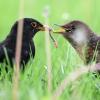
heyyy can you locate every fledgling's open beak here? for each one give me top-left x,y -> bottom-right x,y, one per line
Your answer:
53,24 -> 66,33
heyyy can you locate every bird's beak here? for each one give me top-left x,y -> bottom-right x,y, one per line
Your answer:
53,24 -> 66,34
38,26 -> 45,31
38,25 -> 52,31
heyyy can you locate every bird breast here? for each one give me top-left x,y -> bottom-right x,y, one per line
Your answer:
71,28 -> 88,45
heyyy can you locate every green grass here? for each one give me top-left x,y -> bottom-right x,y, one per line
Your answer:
0,0 -> 100,100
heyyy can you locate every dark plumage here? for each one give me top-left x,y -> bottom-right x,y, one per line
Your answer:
0,18 -> 46,69
53,20 -> 100,65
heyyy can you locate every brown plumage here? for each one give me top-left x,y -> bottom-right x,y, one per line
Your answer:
54,20 -> 100,65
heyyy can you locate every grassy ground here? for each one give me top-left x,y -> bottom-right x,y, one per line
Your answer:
0,0 -> 100,100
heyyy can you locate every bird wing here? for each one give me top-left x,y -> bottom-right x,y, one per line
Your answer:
0,45 -> 14,64
30,41 -> 35,58
0,46 -> 5,62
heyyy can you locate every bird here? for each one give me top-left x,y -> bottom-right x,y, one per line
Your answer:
53,20 -> 100,65
0,18 -> 47,70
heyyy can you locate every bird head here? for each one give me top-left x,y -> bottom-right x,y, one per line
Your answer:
53,20 -> 93,45
24,18 -> 46,32
11,18 -> 51,39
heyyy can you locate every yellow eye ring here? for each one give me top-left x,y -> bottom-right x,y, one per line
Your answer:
31,22 -> 37,28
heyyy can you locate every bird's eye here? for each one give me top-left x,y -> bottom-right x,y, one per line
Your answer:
31,22 -> 37,28
66,29 -> 72,32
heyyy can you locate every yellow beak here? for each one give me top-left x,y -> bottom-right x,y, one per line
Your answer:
38,26 -> 46,31
38,25 -> 52,32
53,24 -> 66,33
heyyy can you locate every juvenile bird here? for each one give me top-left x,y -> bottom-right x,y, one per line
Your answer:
54,20 -> 100,65
0,18 -> 47,69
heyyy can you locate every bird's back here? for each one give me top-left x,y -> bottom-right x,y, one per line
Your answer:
85,35 -> 100,64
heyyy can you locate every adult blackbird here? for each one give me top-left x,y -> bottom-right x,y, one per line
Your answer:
53,20 -> 100,65
0,18 -> 47,69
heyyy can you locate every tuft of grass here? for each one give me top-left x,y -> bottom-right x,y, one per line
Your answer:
0,0 -> 100,100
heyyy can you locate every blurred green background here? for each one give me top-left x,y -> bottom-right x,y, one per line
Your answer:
0,0 -> 100,40
0,0 -> 100,100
